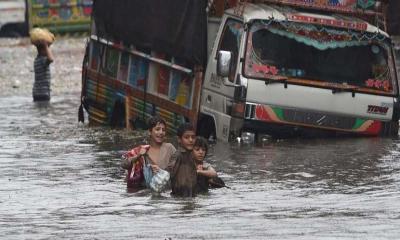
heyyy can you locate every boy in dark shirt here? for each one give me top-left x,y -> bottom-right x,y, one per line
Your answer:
167,123 -> 197,197
192,136 -> 217,193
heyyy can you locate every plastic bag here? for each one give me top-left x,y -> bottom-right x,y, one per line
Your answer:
143,164 -> 170,193
142,154 -> 170,193
143,162 -> 153,188
150,169 -> 170,193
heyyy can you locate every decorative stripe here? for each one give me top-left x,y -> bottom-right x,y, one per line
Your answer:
252,103 -> 383,134
86,71 -> 188,133
91,35 -> 193,75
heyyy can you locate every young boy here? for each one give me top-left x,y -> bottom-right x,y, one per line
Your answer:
192,136 -> 217,193
167,123 -> 197,197
33,40 -> 54,101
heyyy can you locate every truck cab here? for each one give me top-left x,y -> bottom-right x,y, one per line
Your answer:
199,3 -> 399,141
81,0 -> 399,142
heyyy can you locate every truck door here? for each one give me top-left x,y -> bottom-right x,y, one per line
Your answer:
201,16 -> 244,141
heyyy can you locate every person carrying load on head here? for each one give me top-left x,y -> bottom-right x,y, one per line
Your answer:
30,28 -> 55,102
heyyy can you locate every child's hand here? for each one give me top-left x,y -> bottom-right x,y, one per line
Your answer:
197,169 -> 204,175
196,164 -> 203,171
139,147 -> 147,156
150,164 -> 160,173
128,157 -> 136,164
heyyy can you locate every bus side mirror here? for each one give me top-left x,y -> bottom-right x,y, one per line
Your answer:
217,50 -> 232,78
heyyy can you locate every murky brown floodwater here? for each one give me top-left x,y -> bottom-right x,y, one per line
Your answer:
1,37 -> 400,239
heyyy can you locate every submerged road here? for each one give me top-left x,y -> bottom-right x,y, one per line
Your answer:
1,37 -> 400,239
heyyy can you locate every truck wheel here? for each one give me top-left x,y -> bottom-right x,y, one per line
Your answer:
0,23 -> 23,37
380,120 -> 399,137
109,98 -> 126,128
197,116 -> 216,141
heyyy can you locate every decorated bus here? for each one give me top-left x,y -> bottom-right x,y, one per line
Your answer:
26,0 -> 92,34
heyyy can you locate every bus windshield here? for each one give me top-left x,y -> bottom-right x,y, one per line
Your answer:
244,21 -> 396,94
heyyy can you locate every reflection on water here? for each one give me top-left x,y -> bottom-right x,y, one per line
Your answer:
1,38 -> 400,239
217,138 -> 399,192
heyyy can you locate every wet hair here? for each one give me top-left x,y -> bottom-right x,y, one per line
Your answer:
147,116 -> 166,130
176,122 -> 195,137
194,136 -> 208,153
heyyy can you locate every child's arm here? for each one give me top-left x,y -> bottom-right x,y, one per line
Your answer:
121,146 -> 147,169
43,44 -> 54,63
166,151 -> 179,174
197,163 -> 217,178
121,155 -> 140,169
38,40 -> 54,63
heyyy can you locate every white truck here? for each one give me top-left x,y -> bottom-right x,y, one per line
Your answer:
81,0 -> 400,142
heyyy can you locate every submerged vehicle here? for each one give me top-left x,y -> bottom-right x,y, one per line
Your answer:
0,0 -> 92,36
26,0 -> 92,34
80,0 -> 400,141
0,0 -> 25,36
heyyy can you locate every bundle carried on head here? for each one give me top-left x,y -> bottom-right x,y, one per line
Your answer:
29,28 -> 55,46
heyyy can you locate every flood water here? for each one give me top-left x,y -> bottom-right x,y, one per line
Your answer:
1,37 -> 400,239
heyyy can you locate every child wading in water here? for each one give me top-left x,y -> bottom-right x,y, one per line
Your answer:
121,116 -> 176,189
167,123 -> 197,197
192,137 -> 217,193
30,28 -> 54,101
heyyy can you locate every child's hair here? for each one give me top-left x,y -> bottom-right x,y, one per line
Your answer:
194,136 -> 208,153
176,122 -> 195,137
147,116 -> 166,130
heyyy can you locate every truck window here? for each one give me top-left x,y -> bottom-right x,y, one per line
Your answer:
244,21 -> 396,94
218,18 -> 243,82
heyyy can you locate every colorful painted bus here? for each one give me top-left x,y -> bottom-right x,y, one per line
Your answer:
26,0 -> 92,34
0,0 -> 92,36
